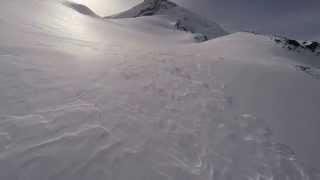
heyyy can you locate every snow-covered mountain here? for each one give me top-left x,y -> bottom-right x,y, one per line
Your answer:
107,0 -> 179,18
106,0 -> 228,42
0,0 -> 320,179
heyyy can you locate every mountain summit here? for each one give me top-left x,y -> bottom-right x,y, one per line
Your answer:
108,0 -> 178,18
106,0 -> 228,41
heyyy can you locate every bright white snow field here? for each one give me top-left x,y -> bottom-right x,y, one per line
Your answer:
0,0 -> 319,179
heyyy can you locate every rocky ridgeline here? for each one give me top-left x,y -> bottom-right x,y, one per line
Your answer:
63,1 -> 99,17
107,0 -> 227,42
133,0 -> 177,17
274,36 -> 320,56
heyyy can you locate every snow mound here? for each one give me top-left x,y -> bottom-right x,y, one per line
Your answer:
107,0 -> 228,41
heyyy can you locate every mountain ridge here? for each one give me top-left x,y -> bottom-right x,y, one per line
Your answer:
105,0 -> 228,41
105,0 -> 179,18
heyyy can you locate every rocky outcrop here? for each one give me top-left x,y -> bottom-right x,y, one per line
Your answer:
63,1 -> 99,18
106,0 -> 178,19
133,0 -> 177,17
274,36 -> 320,56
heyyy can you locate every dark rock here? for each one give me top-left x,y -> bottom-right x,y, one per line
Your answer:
274,36 -> 319,56
295,65 -> 311,72
174,20 -> 188,32
306,42 -> 319,52
135,0 -> 177,17
286,39 -> 301,47
274,39 -> 282,44
193,33 -> 208,42
63,2 -> 99,17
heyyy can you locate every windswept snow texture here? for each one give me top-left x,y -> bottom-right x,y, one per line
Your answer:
0,0 -> 320,180
107,0 -> 228,41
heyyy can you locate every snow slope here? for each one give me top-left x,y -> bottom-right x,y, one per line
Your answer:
0,0 -> 320,179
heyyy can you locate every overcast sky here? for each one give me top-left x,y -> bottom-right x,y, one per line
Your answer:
85,0 -> 320,40
177,0 -> 320,40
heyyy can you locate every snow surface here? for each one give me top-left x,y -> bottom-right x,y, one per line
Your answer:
0,0 -> 320,179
